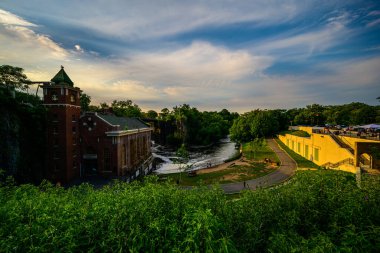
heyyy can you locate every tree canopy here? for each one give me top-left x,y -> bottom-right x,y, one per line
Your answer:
0,65 -> 30,90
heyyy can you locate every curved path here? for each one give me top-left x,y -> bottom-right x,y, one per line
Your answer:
220,138 -> 297,193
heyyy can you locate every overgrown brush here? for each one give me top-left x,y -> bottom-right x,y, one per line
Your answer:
1,171 -> 379,252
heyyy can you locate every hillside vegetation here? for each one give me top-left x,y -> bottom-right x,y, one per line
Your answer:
1,171 -> 379,252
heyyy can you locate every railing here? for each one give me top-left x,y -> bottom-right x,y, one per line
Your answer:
322,158 -> 354,169
328,132 -> 354,155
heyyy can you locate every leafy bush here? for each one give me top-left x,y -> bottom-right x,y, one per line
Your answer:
1,171 -> 379,252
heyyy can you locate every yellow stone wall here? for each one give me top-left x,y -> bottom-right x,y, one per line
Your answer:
278,127 -> 356,173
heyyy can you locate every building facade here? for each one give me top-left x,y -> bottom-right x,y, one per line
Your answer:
42,67 -> 153,183
278,126 -> 380,173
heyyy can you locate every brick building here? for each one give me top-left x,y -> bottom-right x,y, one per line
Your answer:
42,67 -> 153,183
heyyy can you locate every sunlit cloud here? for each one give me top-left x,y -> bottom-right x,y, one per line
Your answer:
0,0 -> 379,112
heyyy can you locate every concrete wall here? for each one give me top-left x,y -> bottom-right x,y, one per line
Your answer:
278,127 -> 356,173
279,126 -> 380,173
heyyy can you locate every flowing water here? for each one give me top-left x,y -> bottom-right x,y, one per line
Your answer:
153,137 -> 238,174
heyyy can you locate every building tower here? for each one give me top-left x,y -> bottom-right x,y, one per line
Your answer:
42,66 -> 81,183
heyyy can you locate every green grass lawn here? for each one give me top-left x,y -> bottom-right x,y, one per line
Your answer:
242,139 -> 280,163
275,138 -> 320,169
279,130 -> 311,137
160,139 -> 279,186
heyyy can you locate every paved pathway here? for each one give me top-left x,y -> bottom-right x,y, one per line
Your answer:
220,138 -> 297,194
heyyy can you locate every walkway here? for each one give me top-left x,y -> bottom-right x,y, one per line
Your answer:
220,138 -> 297,194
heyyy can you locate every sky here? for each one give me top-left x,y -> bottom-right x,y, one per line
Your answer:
0,0 -> 379,112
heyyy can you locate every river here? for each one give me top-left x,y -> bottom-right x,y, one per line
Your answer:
153,137 -> 238,174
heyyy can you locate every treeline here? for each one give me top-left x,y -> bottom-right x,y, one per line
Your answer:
154,104 -> 238,146
1,171 -> 379,252
230,103 -> 380,143
287,103 -> 379,126
83,96 -> 239,146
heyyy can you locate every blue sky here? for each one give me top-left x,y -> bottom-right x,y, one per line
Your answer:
0,0 -> 379,112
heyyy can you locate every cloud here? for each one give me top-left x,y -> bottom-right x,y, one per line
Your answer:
367,18 -> 380,27
0,8 -> 68,59
253,11 -> 352,57
0,9 -> 36,26
368,10 -> 380,16
74,44 -> 84,53
128,41 -> 272,86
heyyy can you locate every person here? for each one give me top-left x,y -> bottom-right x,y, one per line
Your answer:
243,181 -> 246,188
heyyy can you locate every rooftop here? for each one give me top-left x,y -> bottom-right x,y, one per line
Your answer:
51,66 -> 74,86
97,113 -> 149,130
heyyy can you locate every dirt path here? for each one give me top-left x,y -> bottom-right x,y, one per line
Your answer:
196,159 -> 250,174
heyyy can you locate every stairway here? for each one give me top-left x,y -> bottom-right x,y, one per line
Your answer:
329,133 -> 354,155
322,158 -> 354,168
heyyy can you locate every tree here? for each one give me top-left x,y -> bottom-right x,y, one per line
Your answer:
111,100 -> 142,118
80,93 -> 91,112
250,137 -> 264,160
0,65 -> 30,91
173,144 -> 193,183
145,110 -> 158,119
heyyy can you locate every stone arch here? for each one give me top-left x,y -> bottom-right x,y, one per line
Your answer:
356,142 -> 380,170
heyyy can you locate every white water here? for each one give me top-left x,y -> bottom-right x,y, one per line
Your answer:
153,137 -> 237,174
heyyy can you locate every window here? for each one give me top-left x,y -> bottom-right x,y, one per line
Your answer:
51,92 -> 58,101
53,126 -> 58,134
70,95 -> 75,103
305,145 -> 309,159
314,148 -> 319,161
72,115 -> 76,122
286,139 -> 289,146
104,148 -> 111,171
292,141 -> 294,150
122,144 -> 127,166
297,142 -> 301,152
72,126 -> 76,134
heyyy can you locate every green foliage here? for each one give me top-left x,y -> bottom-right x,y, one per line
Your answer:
242,139 -> 280,162
0,65 -> 30,91
280,130 -> 311,137
0,89 -> 46,183
1,171 -> 379,252
160,104 -> 237,146
230,110 -> 287,142
111,100 -> 142,118
145,110 -> 158,119
290,103 -> 378,126
80,93 -> 91,111
275,138 -> 320,169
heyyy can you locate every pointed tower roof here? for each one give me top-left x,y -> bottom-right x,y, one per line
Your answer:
51,66 -> 74,86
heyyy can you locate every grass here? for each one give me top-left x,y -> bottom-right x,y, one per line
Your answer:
242,139 -> 280,163
279,130 -> 311,137
275,137 -> 320,169
160,139 -> 279,186
162,162 -> 276,186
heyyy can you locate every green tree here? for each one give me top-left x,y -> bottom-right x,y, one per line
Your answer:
145,110 -> 158,119
173,144 -> 193,183
111,100 -> 142,118
159,108 -> 170,120
250,137 -> 264,159
80,93 -> 91,111
0,65 -> 30,91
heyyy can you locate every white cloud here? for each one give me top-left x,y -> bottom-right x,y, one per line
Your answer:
74,44 -> 84,53
129,41 -> 272,86
253,12 -> 352,57
0,9 -> 36,26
